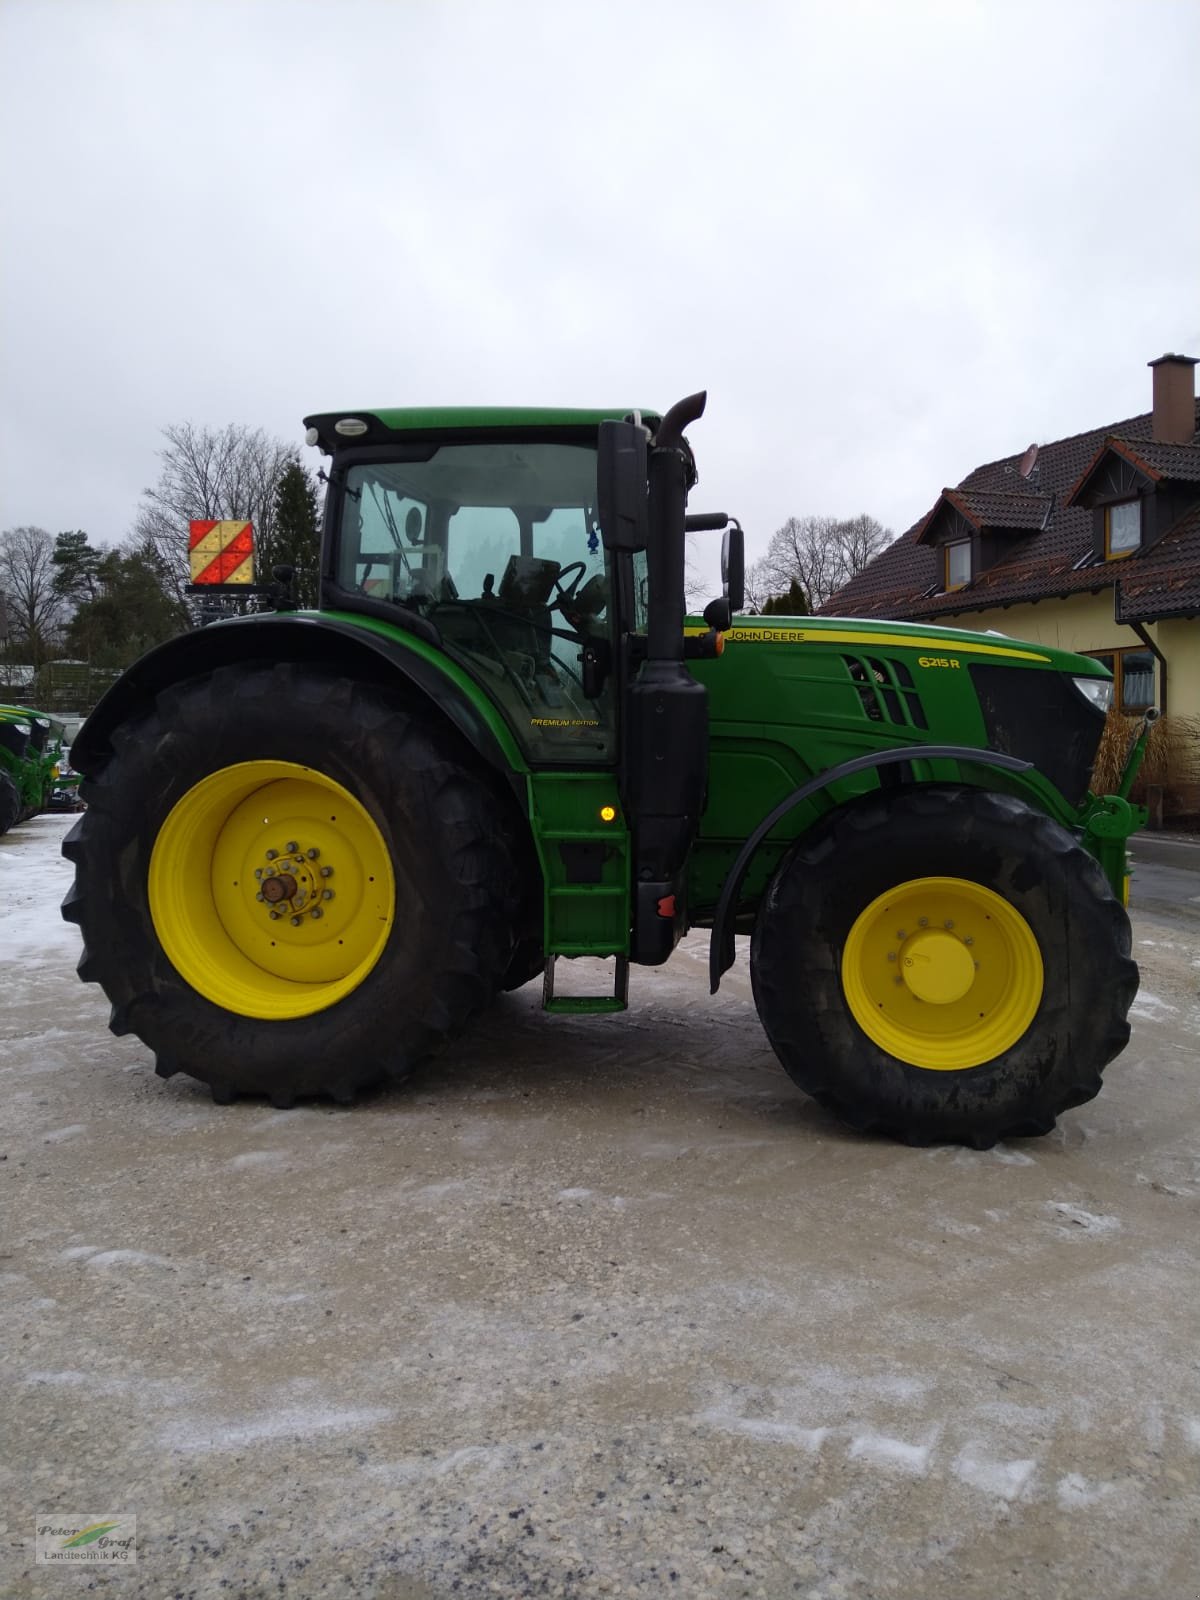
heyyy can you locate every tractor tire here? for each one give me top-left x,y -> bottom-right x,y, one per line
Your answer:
0,770 -> 20,835
500,937 -> 546,991
62,662 -> 522,1105
750,786 -> 1137,1148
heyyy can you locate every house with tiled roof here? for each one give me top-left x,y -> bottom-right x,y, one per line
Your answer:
821,352 -> 1200,814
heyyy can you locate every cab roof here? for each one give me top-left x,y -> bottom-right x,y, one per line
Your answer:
302,407 -> 660,455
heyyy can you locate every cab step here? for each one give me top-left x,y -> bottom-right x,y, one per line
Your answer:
542,954 -> 629,1015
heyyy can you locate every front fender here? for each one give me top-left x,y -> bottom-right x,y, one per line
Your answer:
708,744 -> 1033,992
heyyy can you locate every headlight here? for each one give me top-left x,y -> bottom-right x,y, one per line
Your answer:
1072,675 -> 1113,712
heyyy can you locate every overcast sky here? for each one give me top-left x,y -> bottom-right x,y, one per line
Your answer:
2,0 -> 1198,589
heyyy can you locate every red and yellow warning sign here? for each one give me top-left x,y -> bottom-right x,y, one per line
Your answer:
188,521 -> 255,585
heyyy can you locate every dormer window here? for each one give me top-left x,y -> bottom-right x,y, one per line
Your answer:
917,488 -> 1050,592
1105,500 -> 1141,558
944,540 -> 971,591
1062,436 -> 1200,562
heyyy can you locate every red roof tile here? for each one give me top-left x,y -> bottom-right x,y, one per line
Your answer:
1118,439 -> 1200,482
1115,504 -> 1200,620
821,398 -> 1200,622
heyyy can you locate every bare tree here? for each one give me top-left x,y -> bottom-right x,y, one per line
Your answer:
746,514 -> 893,612
0,525 -> 65,666
134,423 -> 298,615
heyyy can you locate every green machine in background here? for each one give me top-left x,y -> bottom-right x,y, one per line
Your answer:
0,707 -> 38,834
0,704 -> 65,833
62,394 -> 1148,1147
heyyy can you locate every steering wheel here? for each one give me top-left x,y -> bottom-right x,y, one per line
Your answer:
552,561 -> 589,607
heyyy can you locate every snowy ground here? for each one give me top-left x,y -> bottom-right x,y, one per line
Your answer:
2,814 -> 1199,1600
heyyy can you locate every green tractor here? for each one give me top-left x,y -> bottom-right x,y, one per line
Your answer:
0,704 -> 58,833
62,394 -> 1149,1146
21,708 -> 69,812
0,708 -> 35,834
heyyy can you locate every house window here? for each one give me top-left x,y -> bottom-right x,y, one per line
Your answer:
944,540 -> 971,591
1089,648 -> 1155,713
1105,500 -> 1141,558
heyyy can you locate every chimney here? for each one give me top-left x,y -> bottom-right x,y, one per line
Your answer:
1148,352 -> 1197,443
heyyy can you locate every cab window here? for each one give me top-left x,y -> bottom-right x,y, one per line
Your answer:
336,443 -> 614,762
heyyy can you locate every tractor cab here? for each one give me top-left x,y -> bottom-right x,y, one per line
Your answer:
307,396 -> 736,981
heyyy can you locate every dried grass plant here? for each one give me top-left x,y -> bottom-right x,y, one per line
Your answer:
1090,708 -> 1200,798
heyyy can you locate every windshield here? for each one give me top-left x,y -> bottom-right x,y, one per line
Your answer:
335,442 -> 615,762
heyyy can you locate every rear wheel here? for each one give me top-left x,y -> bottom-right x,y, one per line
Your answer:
750,786 -> 1137,1147
63,662 -> 521,1104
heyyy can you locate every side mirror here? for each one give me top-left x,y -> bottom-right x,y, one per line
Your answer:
596,420 -> 649,552
721,524 -> 745,612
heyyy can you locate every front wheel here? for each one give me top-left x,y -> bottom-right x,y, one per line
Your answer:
750,787 -> 1138,1147
63,663 -> 521,1104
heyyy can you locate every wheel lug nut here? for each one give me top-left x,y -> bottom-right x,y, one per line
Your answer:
918,917 -> 928,927
269,910 -> 280,921
290,915 -> 302,927
310,907 -> 322,920
886,951 -> 896,962
944,919 -> 954,930
286,841 -> 298,854
897,929 -> 906,940
265,849 -> 278,861
256,891 -> 265,902
320,866 -> 333,878
322,889 -> 334,901
254,867 -> 264,880
964,937 -> 974,946
306,848 -> 320,860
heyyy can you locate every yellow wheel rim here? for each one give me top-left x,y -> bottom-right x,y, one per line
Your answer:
148,760 -> 395,1020
841,876 -> 1043,1070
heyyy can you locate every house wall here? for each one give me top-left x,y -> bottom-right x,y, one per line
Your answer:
1156,618 -> 1200,714
930,591 -> 1200,721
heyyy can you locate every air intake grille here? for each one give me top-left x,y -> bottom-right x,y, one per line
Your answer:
842,655 -> 928,730
969,663 -> 1104,806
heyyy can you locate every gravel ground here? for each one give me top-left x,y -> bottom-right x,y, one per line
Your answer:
2,813 -> 1199,1600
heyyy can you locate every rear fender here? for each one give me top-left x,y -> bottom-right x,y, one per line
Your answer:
70,614 -> 529,803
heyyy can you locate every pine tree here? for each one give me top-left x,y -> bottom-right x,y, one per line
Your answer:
52,530 -> 104,607
760,578 -> 809,615
64,549 -> 189,666
263,459 -> 321,607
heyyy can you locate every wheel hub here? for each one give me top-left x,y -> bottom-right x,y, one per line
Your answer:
254,843 -> 334,924
900,929 -> 976,1004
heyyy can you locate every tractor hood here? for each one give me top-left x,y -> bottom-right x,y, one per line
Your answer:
687,612 -> 1114,815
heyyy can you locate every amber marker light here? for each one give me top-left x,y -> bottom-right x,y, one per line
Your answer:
599,806 -> 617,823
